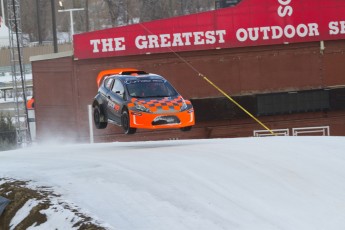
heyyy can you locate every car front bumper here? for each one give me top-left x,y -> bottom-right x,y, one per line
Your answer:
129,109 -> 195,129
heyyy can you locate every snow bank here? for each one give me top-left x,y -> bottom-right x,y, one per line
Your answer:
0,137 -> 345,229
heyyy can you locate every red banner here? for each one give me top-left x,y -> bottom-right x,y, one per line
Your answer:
74,0 -> 345,60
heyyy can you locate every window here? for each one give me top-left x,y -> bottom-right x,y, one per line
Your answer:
329,88 -> 345,110
126,80 -> 178,98
104,78 -> 114,89
191,95 -> 256,121
190,88 -> 337,122
257,90 -> 330,115
112,80 -> 125,99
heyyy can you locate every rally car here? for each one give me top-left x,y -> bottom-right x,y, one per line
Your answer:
92,69 -> 195,134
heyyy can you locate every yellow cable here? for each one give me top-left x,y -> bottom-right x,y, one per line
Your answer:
124,11 -> 276,136
200,74 -> 276,136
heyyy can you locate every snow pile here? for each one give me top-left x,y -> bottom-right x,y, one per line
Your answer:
0,178 -> 107,229
10,198 -> 40,229
0,136 -> 345,229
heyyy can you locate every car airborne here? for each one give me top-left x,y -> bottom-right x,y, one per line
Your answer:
92,69 -> 195,134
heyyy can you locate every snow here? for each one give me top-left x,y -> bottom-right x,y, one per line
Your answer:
10,199 -> 40,230
1,136 -> 345,229
0,97 -> 30,104
0,73 -> 32,84
26,199 -> 85,230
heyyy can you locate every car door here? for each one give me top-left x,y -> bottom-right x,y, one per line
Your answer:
99,78 -> 115,120
107,79 -> 126,123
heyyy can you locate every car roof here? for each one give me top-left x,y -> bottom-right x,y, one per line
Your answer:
111,73 -> 166,82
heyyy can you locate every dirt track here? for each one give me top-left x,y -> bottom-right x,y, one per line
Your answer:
0,178 -> 106,230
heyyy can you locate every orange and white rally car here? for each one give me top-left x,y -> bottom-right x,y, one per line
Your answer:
92,69 -> 195,134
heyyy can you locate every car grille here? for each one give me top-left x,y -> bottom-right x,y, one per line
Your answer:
152,116 -> 180,125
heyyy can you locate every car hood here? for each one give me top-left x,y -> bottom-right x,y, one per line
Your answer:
128,96 -> 186,113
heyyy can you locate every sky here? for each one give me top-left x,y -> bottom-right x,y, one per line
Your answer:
1,136 -> 345,229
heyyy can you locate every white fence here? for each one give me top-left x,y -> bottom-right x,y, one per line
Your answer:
292,126 -> 330,136
253,129 -> 289,137
254,126 -> 330,137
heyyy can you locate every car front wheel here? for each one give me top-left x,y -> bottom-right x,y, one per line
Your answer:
121,110 -> 137,134
94,105 -> 107,129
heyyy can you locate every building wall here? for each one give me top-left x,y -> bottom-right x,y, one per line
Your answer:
31,40 -> 345,142
32,55 -> 77,141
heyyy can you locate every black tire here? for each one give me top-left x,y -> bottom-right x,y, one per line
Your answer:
121,110 -> 136,134
180,126 -> 192,132
94,105 -> 107,129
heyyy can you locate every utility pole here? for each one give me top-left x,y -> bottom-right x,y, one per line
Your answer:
51,0 -> 58,53
1,0 -> 5,22
180,0 -> 184,15
85,0 -> 89,32
35,0 -> 42,44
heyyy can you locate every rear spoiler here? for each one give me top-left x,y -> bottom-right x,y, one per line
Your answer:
96,68 -> 138,87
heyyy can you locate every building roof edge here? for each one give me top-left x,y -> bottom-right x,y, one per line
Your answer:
30,50 -> 73,62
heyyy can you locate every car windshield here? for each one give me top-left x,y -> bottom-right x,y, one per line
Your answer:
126,79 -> 178,98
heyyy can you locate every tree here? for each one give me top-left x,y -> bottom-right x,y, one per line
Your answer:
0,112 -> 16,151
16,0 -> 215,44
104,0 -> 127,26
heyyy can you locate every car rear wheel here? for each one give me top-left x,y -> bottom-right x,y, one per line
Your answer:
94,105 -> 107,129
180,126 -> 192,132
121,110 -> 137,134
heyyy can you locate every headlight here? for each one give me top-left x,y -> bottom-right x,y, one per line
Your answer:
135,103 -> 151,113
180,101 -> 188,112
